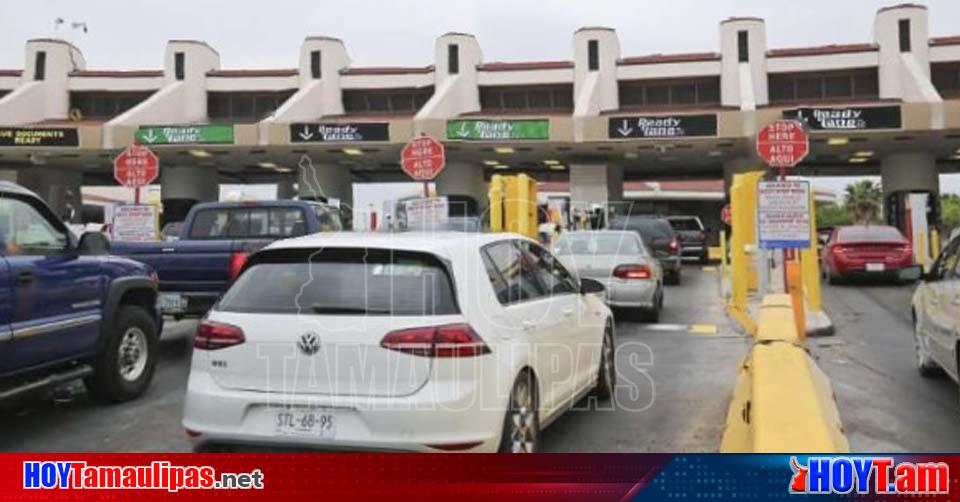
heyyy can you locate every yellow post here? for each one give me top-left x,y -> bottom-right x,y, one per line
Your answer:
741,172 -> 765,291
730,179 -> 748,312
917,231 -> 928,271
786,259 -> 806,340
931,228 -> 941,261
801,188 -> 822,312
720,229 -> 729,276
488,175 -> 504,233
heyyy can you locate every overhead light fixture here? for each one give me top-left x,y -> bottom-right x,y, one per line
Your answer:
549,164 -> 566,171
828,138 -> 850,146
543,159 -> 561,165
342,148 -> 363,156
188,149 -> 212,158
708,151 -> 723,157
849,157 -> 869,164
623,152 -> 639,160
483,160 -> 499,166
494,147 -> 515,154
274,167 -> 293,173
258,162 -> 278,169
493,164 -> 510,170
853,151 -> 874,158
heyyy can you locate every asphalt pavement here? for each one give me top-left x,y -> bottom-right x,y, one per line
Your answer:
1,265 -> 747,453
812,279 -> 960,452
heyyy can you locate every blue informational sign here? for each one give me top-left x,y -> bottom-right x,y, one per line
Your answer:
757,180 -> 812,250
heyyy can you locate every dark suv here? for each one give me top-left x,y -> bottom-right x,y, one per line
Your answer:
609,216 -> 683,284
0,182 -> 162,404
665,216 -> 709,263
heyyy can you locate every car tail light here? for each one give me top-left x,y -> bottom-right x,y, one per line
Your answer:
229,252 -> 249,281
613,264 -> 652,280
668,239 -> 680,253
898,244 -> 913,255
380,324 -> 491,358
194,320 -> 246,350
148,270 -> 160,284
831,245 -> 847,255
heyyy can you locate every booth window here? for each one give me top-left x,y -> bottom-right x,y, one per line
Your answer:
480,85 -> 574,113
768,68 -> 879,104
207,90 -> 297,122
34,51 -> 46,81
70,91 -> 154,119
448,44 -> 459,75
737,31 -> 749,63
617,77 -> 720,109
588,40 -> 599,71
932,62 -> 960,98
310,50 -> 321,79
174,52 -> 185,80
899,19 -> 912,52
342,87 -> 433,115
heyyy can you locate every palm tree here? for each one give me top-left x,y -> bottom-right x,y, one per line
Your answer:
844,180 -> 883,224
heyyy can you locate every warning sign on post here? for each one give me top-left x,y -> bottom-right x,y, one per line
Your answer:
112,204 -> 159,242
757,180 -> 812,250
404,197 -> 449,230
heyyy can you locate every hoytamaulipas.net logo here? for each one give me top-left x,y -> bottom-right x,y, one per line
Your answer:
23,461 -> 264,492
789,456 -> 948,495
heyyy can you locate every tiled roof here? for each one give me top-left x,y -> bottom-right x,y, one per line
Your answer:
341,66 -> 434,76
478,61 -> 573,71
70,70 -> 163,77
619,52 -> 721,66
207,69 -> 298,77
767,44 -> 877,58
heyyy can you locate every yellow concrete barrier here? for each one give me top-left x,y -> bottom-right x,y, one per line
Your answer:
720,294 -> 849,453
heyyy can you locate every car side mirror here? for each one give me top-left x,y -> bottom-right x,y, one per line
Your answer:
897,265 -> 924,283
78,231 -> 111,255
580,277 -> 605,295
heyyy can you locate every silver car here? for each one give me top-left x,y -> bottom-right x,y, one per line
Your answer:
554,230 -> 664,321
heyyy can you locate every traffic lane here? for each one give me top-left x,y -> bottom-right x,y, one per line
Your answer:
813,280 -> 960,452
0,321 -> 195,453
542,265 -> 748,452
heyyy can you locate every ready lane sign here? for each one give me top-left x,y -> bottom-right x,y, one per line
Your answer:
136,125 -> 234,145
290,123 -> 389,142
114,144 -> 159,188
757,120 -> 809,170
401,135 -> 445,181
757,180 -> 812,250
608,114 -> 717,139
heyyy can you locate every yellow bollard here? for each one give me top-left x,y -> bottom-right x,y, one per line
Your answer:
800,189 -> 822,312
931,228 -> 941,261
720,229 -> 729,275
917,231 -> 928,272
786,259 -> 806,340
488,175 -> 504,233
730,182 -> 748,313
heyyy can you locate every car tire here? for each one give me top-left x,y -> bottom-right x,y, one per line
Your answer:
498,371 -> 540,453
85,306 -> 159,404
592,324 -> 617,400
914,317 -> 940,378
642,290 -> 662,323
665,270 -> 681,286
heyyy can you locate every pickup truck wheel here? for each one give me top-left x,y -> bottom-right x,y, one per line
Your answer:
85,306 -> 159,403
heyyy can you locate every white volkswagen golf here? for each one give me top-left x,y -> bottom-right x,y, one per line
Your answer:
182,232 -> 615,453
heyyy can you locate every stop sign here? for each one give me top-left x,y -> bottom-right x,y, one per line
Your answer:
114,144 -> 159,188
756,120 -> 809,170
401,135 -> 445,181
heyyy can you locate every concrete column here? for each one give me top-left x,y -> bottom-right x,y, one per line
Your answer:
720,17 -> 768,109
0,39 -> 86,124
297,161 -> 352,207
435,162 -> 486,215
12,167 -> 83,223
880,152 -> 939,197
160,165 -> 218,225
875,4 -> 930,100
569,164 -> 624,227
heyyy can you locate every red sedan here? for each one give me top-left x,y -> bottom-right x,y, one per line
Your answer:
822,225 -> 914,283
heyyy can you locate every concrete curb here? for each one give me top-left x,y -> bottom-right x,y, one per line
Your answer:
805,309 -> 835,337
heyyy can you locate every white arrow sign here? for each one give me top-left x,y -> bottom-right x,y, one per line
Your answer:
617,119 -> 634,137
141,130 -> 159,143
298,125 -> 314,141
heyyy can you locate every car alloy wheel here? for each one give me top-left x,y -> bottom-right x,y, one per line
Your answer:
509,375 -> 538,453
118,327 -> 149,382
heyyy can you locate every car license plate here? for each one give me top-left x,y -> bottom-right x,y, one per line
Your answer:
274,407 -> 336,438
866,263 -> 886,272
159,294 -> 187,314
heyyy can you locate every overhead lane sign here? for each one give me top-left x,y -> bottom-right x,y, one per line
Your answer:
757,180 -> 812,250
135,125 -> 235,145
608,114 -> 717,139
783,106 -> 902,130
446,119 -> 549,141
0,127 -> 79,147
290,123 -> 389,143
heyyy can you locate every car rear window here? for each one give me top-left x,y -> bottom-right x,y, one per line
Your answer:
667,218 -> 702,231
217,248 -> 459,316
610,218 -> 675,240
188,207 -> 309,240
838,226 -> 904,242
554,233 -> 644,255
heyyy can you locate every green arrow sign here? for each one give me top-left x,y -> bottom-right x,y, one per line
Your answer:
446,119 -> 549,141
136,125 -> 235,145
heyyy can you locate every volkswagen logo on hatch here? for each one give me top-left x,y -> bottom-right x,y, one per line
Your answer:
297,332 -> 321,356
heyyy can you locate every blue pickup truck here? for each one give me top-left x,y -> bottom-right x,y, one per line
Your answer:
0,182 -> 162,403
112,200 -> 342,318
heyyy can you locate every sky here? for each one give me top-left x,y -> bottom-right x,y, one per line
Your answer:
2,0 -> 959,195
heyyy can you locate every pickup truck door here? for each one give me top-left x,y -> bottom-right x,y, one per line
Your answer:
0,194 -> 104,374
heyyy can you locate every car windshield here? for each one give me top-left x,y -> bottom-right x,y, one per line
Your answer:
554,233 -> 644,256
838,226 -> 904,242
667,218 -> 702,231
217,248 -> 459,316
610,218 -> 675,241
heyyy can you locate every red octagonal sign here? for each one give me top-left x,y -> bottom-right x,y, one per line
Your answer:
114,144 -> 159,188
401,135 -> 445,181
756,119 -> 809,170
